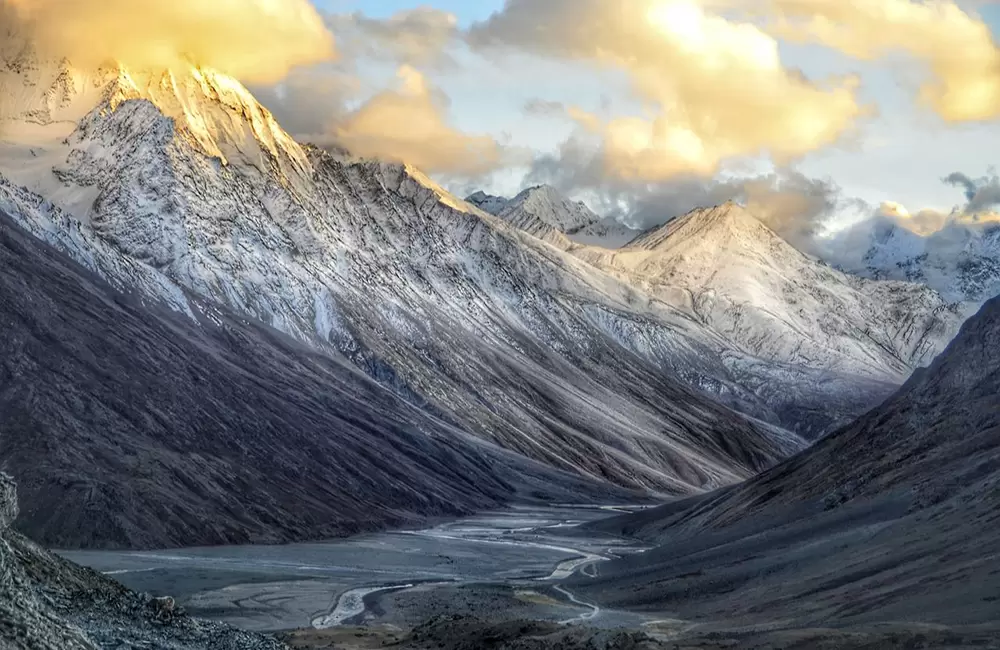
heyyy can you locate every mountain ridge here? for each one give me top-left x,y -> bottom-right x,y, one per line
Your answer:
1,203 -> 642,549
491,198 -> 963,437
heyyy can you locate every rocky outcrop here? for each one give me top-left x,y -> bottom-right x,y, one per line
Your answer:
0,473 -> 15,528
1,473 -> 98,649
0,473 -> 286,649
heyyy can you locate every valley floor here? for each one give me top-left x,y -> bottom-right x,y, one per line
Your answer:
61,506 -> 658,634
59,505 -> 1000,650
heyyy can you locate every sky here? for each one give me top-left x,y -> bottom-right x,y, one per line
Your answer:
299,0 -> 1000,236
8,0 -> 1000,240
323,1 -> 502,24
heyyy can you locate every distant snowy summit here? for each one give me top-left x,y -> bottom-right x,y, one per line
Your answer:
485,191 -> 964,436
466,190 -> 510,215
466,185 -> 643,249
832,216 -> 1000,309
577,201 -> 961,384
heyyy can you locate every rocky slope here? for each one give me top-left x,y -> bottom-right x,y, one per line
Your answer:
0,472 -> 288,649
579,295 -> 1000,628
287,616 -> 1000,649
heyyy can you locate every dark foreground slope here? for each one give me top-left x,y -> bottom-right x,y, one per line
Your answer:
579,296 -> 1000,628
0,211 -> 631,550
0,472 -> 287,649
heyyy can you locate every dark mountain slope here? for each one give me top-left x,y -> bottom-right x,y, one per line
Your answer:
577,296 -> 1000,628
0,209 -> 631,550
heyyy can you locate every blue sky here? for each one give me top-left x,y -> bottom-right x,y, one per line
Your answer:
302,0 -> 1000,221
322,0 -> 502,25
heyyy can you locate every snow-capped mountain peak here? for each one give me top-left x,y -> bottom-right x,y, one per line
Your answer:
574,201 -> 962,427
466,184 -> 645,249
110,66 -> 311,178
833,216 -> 1000,306
465,190 -> 509,215
625,201 -> 774,254
499,184 -> 600,235
0,47 -> 312,189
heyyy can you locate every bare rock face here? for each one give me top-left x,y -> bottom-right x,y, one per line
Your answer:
1,473 -> 100,650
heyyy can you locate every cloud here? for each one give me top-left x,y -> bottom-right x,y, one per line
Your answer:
251,67 -> 361,141
874,202 -> 956,235
2,0 -> 334,83
877,201 -> 911,220
525,126 -> 857,245
329,66 -> 508,178
813,167 -> 1000,274
246,8 -> 502,177
253,6 -> 463,144
469,0 -> 865,181
741,172 -> 867,250
753,0 -> 1000,122
523,99 -> 567,117
822,170 -> 1000,259
942,172 -> 980,204
329,8 -> 459,67
943,170 -> 1000,213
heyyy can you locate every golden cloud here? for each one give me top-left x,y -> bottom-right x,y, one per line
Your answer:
332,66 -> 507,177
876,201 -> 1000,235
877,200 -> 951,237
3,0 -> 334,83
330,8 -> 459,66
469,0 -> 865,181
755,0 -> 1000,122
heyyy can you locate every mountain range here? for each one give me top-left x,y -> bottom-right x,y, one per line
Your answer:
3,29 -> 1000,650
0,54 -> 802,548
0,47 -> 990,552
